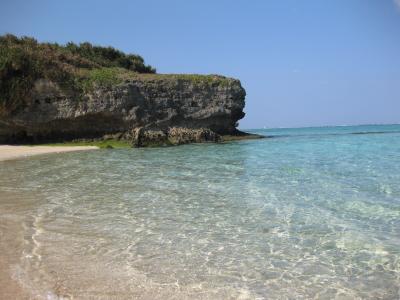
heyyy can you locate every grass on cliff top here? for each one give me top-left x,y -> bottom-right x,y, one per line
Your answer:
129,73 -> 233,86
80,67 -> 129,91
42,139 -> 132,149
79,69 -> 234,93
80,69 -> 234,89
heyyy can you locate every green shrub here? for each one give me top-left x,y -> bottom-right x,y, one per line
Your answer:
0,34 -> 156,115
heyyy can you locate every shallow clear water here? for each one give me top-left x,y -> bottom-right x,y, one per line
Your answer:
1,125 -> 400,299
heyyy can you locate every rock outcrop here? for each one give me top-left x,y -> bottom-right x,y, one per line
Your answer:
130,127 -> 220,147
0,74 -> 247,146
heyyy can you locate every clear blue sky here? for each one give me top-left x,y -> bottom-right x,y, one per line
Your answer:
1,0 -> 400,128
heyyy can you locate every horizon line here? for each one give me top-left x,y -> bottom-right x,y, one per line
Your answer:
239,122 -> 400,131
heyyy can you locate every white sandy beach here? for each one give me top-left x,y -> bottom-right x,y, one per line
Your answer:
0,145 -> 98,161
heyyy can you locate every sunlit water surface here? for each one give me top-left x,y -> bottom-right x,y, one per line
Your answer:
1,125 -> 400,299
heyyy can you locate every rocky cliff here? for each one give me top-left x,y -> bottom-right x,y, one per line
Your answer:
0,74 -> 247,146
0,35 -> 250,147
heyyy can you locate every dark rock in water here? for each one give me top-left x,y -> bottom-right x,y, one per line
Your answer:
131,127 -> 169,147
0,74 -> 247,147
168,127 -> 220,145
131,127 -> 220,147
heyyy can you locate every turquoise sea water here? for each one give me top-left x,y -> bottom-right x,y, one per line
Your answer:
1,124 -> 400,299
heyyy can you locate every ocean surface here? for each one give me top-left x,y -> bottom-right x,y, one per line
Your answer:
1,124 -> 400,299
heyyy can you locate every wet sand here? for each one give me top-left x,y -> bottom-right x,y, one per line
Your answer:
0,145 -> 98,161
0,192 -> 33,299
0,217 -> 28,299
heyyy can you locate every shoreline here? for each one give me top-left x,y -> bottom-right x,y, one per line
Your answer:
0,133 -> 265,158
0,145 -> 99,162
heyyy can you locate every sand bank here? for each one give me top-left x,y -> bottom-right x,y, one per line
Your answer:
0,145 -> 98,161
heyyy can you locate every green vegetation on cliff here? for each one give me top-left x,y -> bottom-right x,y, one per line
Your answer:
0,34 -> 236,117
0,34 -> 155,115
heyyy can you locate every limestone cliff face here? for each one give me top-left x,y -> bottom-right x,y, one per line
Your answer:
0,74 -> 246,146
